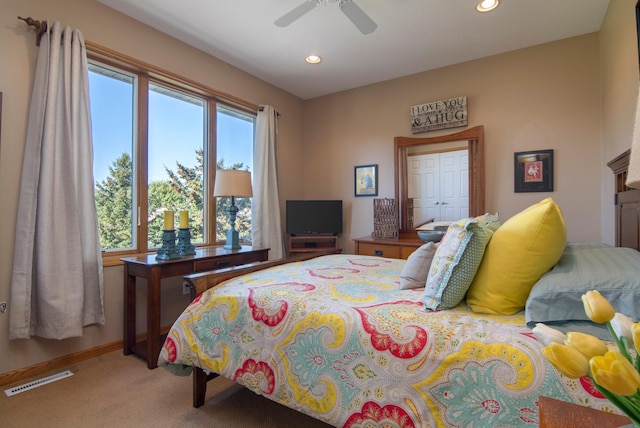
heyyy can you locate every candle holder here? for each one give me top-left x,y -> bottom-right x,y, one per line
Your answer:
177,228 -> 196,256
156,229 -> 182,260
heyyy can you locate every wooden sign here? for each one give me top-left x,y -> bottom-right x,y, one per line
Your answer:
410,96 -> 467,134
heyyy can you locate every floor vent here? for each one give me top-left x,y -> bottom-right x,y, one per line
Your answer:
4,370 -> 74,396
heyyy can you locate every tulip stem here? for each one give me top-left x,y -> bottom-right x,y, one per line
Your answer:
607,321 -> 634,364
590,376 -> 640,424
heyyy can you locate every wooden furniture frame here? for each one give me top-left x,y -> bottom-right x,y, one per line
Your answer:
288,234 -> 339,255
608,149 -> 640,250
538,396 -> 631,427
394,126 -> 485,231
353,232 -> 423,259
122,245 -> 269,369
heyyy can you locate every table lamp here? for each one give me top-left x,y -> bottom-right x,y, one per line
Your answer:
213,169 -> 253,250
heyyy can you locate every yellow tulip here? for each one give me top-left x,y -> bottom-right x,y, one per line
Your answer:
565,332 -> 609,359
541,342 -> 590,379
590,351 -> 640,396
581,290 -> 615,324
633,322 -> 640,356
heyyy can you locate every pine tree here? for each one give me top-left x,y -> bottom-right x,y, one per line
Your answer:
94,151 -> 252,251
95,153 -> 133,250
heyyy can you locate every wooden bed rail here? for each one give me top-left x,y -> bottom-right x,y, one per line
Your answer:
183,249 -> 341,300
183,248 -> 341,407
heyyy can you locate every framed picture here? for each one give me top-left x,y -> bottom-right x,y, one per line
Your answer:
514,149 -> 554,193
354,164 -> 378,197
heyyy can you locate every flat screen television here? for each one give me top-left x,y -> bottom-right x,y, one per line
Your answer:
286,200 -> 343,235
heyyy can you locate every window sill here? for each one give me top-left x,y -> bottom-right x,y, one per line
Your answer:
102,255 -> 124,267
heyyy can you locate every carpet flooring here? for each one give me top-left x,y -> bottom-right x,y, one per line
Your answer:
0,350 -> 332,427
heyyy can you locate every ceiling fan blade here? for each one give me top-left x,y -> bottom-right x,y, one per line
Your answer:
340,0 -> 377,35
274,1 -> 318,27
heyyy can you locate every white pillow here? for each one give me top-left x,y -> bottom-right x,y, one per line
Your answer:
399,242 -> 438,289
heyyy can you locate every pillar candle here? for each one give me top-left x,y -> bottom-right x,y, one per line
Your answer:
179,211 -> 189,228
164,210 -> 174,230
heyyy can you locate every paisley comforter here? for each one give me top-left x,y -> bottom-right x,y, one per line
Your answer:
158,254 -> 620,427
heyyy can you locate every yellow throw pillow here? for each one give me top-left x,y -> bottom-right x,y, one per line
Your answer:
466,198 -> 566,315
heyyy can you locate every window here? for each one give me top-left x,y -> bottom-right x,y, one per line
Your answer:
88,57 -> 254,257
216,106 -> 255,242
90,63 -> 136,252
147,83 -> 205,249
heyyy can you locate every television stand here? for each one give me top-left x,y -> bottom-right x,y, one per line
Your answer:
288,234 -> 340,255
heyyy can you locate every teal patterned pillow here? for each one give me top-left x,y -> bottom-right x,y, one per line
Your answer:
422,214 -> 499,310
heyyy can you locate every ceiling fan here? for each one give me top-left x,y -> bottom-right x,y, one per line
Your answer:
274,0 -> 377,35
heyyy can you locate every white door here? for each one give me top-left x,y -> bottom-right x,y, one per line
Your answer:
439,150 -> 468,220
408,153 -> 438,226
408,149 -> 468,224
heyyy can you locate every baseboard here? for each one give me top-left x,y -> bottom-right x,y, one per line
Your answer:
0,340 -> 122,387
0,327 -> 172,387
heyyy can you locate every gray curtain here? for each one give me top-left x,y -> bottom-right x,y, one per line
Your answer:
10,21 -> 104,340
252,106 -> 284,259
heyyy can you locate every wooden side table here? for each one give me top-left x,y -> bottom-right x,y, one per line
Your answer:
538,396 -> 632,427
353,234 -> 423,259
122,245 -> 269,369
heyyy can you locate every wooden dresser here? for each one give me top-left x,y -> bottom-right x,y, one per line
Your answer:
353,233 -> 424,259
608,150 -> 640,250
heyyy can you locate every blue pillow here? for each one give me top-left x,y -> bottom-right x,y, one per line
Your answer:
525,243 -> 640,326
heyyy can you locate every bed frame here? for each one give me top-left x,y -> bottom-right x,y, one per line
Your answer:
183,249 -> 341,407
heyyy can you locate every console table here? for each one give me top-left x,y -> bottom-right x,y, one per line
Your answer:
122,245 -> 269,369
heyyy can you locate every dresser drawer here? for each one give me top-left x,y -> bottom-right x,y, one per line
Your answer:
357,242 -> 402,259
400,246 -> 418,259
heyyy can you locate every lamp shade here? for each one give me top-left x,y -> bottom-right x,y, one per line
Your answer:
213,169 -> 253,198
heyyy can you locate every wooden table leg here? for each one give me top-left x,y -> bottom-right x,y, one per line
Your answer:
123,264 -> 136,356
146,268 -> 161,369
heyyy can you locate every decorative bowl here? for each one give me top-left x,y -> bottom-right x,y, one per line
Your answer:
417,230 -> 445,243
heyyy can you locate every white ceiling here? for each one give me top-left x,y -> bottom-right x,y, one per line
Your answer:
97,0 -> 610,100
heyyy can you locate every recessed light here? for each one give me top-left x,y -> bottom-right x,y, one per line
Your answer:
476,0 -> 499,12
305,55 -> 322,64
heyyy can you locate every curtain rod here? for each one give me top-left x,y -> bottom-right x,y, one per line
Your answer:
18,16 -> 281,118
259,106 -> 281,117
18,16 -> 47,46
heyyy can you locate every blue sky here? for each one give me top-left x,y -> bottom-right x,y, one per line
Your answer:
89,69 -> 253,184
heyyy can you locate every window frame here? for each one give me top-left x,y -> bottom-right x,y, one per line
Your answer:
87,44 -> 258,264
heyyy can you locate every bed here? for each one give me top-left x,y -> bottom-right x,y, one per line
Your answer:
158,198 -> 640,427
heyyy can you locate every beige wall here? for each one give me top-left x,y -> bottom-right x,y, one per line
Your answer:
0,0 -> 304,375
304,34 -> 605,252
0,0 -> 638,377
599,0 -> 640,241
